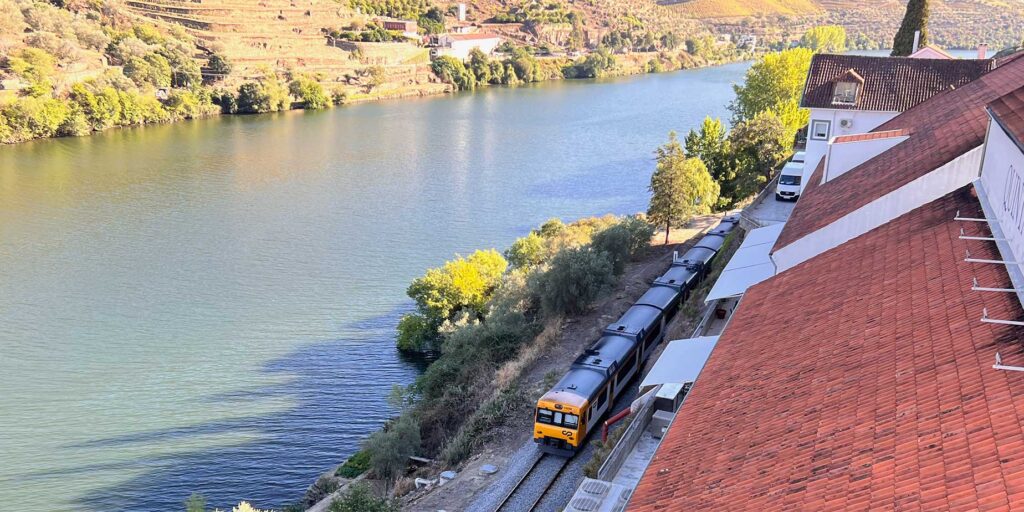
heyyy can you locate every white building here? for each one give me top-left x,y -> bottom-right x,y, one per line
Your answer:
798,53 -> 994,191
432,33 -> 501,61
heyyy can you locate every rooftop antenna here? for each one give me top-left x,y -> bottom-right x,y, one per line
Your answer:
955,209 -> 995,223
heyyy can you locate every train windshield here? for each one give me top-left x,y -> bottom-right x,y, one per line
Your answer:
537,408 -> 579,429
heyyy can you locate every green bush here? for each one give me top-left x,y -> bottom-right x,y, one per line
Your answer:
335,449 -> 372,478
123,53 -> 173,87
431,56 -> 476,91
363,414 -> 420,481
289,76 -> 331,109
406,249 -> 507,324
7,47 -> 56,97
532,246 -> 615,316
506,232 -> 548,269
395,312 -> 439,352
328,483 -> 399,512
0,96 -> 70,143
236,79 -> 289,114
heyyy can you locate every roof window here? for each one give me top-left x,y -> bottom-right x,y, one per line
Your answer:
832,81 -> 859,105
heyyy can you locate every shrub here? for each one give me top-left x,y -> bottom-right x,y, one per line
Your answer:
184,493 -> 206,512
7,48 -> 56,97
289,76 -> 331,109
395,312 -> 439,352
506,232 -> 548,269
431,56 -> 475,91
335,449 -> 371,478
303,475 -> 341,506
591,224 -> 633,275
532,246 -> 615,316
363,414 -> 420,481
1,96 -> 70,142
124,53 -> 173,87
406,249 -> 507,324
236,79 -> 289,114
328,483 -> 399,512
207,54 -> 232,79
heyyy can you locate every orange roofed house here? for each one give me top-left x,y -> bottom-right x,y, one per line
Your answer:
628,53 -> 1024,511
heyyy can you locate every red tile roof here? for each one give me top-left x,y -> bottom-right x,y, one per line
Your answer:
832,128 -> 910,144
989,85 -> 1024,151
445,32 -> 500,41
629,186 -> 1024,511
775,55 -> 1024,253
801,54 -> 995,111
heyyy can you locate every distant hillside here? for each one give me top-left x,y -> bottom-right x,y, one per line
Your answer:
658,0 -> 821,19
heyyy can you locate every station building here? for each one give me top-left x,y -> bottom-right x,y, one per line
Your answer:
627,53 -> 1024,511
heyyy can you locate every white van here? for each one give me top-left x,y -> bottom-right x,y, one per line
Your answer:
791,150 -> 806,164
775,162 -> 804,201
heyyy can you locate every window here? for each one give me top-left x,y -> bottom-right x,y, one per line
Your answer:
536,408 -> 579,429
811,120 -> 830,140
832,81 -> 859,105
779,174 -> 802,186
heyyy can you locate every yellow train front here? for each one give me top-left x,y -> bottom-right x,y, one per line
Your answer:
534,310 -> 664,456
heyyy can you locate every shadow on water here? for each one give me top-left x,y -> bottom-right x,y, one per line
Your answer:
53,307 -> 429,512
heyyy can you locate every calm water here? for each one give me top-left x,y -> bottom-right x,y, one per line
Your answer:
0,62 -> 749,511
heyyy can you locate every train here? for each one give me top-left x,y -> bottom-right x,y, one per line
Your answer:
533,215 -> 741,456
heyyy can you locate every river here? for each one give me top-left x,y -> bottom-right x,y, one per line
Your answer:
0,62 -> 750,511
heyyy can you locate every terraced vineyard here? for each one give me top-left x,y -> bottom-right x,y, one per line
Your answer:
657,0 -> 821,18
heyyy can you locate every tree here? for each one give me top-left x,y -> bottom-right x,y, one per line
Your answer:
468,48 -> 492,83
685,117 -> 729,177
431,56 -> 476,91
289,76 -> 331,109
728,111 -> 789,202
184,493 -> 206,512
800,25 -> 847,53
730,47 -> 813,138
533,247 -> 616,316
647,132 -> 720,243
406,249 -> 507,323
892,0 -> 930,56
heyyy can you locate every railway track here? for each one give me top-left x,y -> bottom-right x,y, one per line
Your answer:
494,452 -> 570,512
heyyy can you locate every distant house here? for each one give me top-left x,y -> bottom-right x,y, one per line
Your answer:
382,18 -> 417,37
433,33 -> 502,61
798,53 -> 995,190
909,44 -> 955,60
736,34 -> 757,49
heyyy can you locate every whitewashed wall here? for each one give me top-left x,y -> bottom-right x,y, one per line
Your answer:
979,120 -> 1024,265
825,135 -> 909,182
803,109 -> 898,190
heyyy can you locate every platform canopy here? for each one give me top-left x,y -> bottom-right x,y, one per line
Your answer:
704,223 -> 784,303
640,336 -> 719,388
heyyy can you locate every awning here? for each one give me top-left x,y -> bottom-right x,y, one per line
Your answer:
704,223 -> 784,303
640,336 -> 719,388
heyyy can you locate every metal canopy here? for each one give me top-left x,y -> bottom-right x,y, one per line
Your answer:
704,223 -> 785,303
640,336 -> 719,388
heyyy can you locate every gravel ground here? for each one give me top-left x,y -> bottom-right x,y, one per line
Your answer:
464,442 -> 544,512
535,385 -> 639,511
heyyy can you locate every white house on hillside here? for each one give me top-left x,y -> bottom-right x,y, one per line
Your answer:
798,53 -> 994,191
432,33 -> 502,61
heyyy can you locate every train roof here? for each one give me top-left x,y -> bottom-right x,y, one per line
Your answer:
583,334 -> 637,368
605,304 -> 662,339
676,246 -> 717,267
694,234 -> 727,252
635,284 -> 680,311
655,266 -> 699,290
545,363 -> 612,403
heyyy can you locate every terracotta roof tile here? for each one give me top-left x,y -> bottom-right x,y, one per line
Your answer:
801,54 -> 995,111
775,54 -> 1024,253
628,186 -> 1024,512
832,128 -> 911,144
989,85 -> 1024,151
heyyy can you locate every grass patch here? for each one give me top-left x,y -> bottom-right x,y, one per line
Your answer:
335,449 -> 371,478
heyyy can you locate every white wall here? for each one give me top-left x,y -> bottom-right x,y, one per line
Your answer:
804,109 -> 898,189
436,37 -> 501,60
979,119 -> 1024,266
773,145 -> 984,272
825,135 -> 909,182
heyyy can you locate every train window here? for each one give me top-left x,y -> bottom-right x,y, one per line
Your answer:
553,411 -> 564,425
564,414 -> 579,429
537,409 -> 555,425
620,350 -> 636,375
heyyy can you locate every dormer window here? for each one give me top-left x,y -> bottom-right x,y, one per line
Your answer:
832,81 -> 859,105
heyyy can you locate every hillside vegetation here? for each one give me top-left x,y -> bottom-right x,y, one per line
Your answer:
660,0 -> 821,19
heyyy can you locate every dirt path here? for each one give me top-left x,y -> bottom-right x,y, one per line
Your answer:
402,214 -> 725,512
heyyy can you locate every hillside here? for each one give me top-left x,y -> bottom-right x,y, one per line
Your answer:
658,0 -> 821,19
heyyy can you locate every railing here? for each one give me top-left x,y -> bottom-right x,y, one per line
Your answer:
596,387 -> 659,481
739,174 -> 779,231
